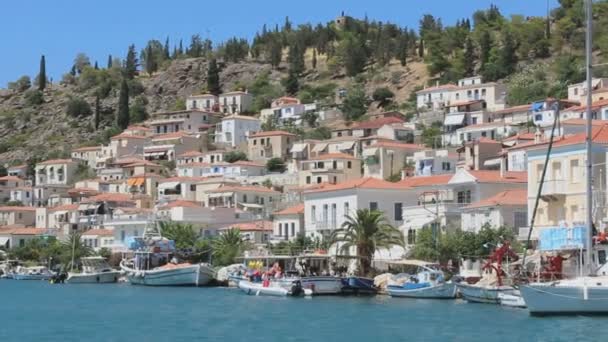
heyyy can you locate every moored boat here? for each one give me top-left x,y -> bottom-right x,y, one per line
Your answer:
341,276 -> 377,295
457,283 -> 515,304
13,266 -> 54,280
498,290 -> 526,308
384,260 -> 456,299
238,279 -> 312,297
120,256 -> 215,286
67,256 -> 121,284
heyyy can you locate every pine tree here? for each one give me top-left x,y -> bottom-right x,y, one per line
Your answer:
398,35 -> 408,67
178,39 -> 184,55
342,35 -> 367,77
207,58 -> 221,95
124,45 -> 138,79
94,95 -> 101,130
312,48 -> 317,69
463,37 -> 475,77
499,31 -> 517,76
284,16 -> 292,32
117,79 -> 130,129
288,41 -> 305,74
164,37 -> 171,59
107,54 -> 113,68
144,45 -> 157,76
269,39 -> 282,69
70,65 -> 76,76
284,70 -> 299,95
419,39 -> 424,58
479,30 -> 492,67
38,55 -> 46,91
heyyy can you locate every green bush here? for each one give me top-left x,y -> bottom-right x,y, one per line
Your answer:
266,157 -> 287,173
224,151 -> 248,163
66,97 -> 92,117
372,87 -> 395,107
24,89 -> 43,106
8,76 -> 31,92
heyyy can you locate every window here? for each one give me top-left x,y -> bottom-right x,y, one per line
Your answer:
332,161 -> 337,169
190,184 -> 196,191
535,114 -> 543,121
121,230 -> 126,242
472,117 -> 478,124
536,164 -> 544,183
291,223 -> 295,237
407,229 -> 416,245
317,177 -> 322,184
347,161 -> 352,169
467,133 -> 472,142
442,162 -> 451,171
481,89 -> 487,97
481,131 -> 487,137
344,202 -> 349,217
370,202 -> 378,211
574,88 -> 579,96
570,159 -> 580,183
322,204 -> 328,225
331,204 -> 337,228
457,190 -> 471,204
243,194 -> 248,202
278,223 -> 282,236
253,139 -> 257,145
306,176 -> 311,184
261,139 -> 265,145
394,203 -> 403,221
311,205 -> 316,223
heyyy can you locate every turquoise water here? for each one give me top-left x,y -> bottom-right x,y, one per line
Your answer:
1,281 -> 607,342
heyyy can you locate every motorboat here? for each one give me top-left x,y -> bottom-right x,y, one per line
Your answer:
498,290 -> 526,308
67,256 -> 121,284
0,260 -> 22,279
385,260 -> 457,299
341,276 -> 377,295
12,266 -> 55,280
238,279 -> 312,297
520,276 -> 608,314
120,254 -> 215,286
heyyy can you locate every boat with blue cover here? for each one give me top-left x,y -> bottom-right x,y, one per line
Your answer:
385,260 -> 456,299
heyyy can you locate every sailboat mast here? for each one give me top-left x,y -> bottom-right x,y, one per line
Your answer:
585,0 -> 594,276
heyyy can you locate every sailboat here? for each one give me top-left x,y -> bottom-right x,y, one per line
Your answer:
519,0 -> 608,315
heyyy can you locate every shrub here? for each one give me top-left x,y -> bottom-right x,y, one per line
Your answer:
66,97 -> 92,117
8,76 -> 31,92
128,79 -> 145,96
24,89 -> 43,106
372,87 -> 395,107
224,151 -> 248,163
266,157 -> 287,173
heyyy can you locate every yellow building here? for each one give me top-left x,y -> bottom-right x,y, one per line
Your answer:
247,130 -> 295,162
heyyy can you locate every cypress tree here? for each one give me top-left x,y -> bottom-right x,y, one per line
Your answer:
284,70 -> 299,95
419,39 -> 424,58
164,37 -> 171,59
398,35 -> 408,67
124,45 -> 138,79
269,39 -> 282,69
94,95 -> 101,130
70,65 -> 77,76
479,30 -> 492,67
107,54 -> 113,68
144,45 -> 157,76
94,61 -> 99,70
38,55 -> 46,91
117,79 -> 130,129
178,40 -> 184,55
207,58 -> 221,95
312,48 -> 317,69
463,37 -> 475,77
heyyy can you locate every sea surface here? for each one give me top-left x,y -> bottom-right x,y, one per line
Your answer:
1,280 -> 607,342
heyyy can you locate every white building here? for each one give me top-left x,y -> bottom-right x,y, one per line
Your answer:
409,149 -> 458,177
272,203 -> 305,242
415,83 -> 458,110
177,161 -> 265,178
461,189 -> 528,233
35,159 -> 78,186
219,91 -> 253,114
186,94 -> 218,111
214,115 -> 261,148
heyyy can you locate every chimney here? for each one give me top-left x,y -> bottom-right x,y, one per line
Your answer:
499,155 -> 505,179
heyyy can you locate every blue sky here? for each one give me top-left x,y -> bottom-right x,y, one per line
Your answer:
1,0 -> 558,87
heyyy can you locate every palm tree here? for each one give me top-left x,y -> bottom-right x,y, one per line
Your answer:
212,228 -> 246,266
61,231 -> 93,270
159,221 -> 198,249
331,209 -> 404,276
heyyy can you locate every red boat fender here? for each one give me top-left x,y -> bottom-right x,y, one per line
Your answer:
263,279 -> 270,287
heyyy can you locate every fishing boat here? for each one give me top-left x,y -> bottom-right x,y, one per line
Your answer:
341,276 -> 377,295
457,243 -> 519,304
385,260 -> 456,299
498,290 -> 526,308
66,256 -> 121,284
238,279 -> 312,297
12,266 -> 55,280
519,0 -> 608,315
120,252 -> 215,286
0,260 -> 22,279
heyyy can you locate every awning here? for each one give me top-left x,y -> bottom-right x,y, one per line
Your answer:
362,147 -> 379,157
0,237 -> 9,246
483,158 -> 502,167
338,141 -> 356,151
240,203 -> 264,209
146,151 -> 167,157
78,203 -> 100,211
159,181 -> 180,189
290,143 -> 307,153
127,177 -> 145,186
444,114 -> 466,126
311,143 -> 328,153
208,192 -> 234,198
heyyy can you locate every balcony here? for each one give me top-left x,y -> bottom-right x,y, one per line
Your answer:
539,179 -> 567,197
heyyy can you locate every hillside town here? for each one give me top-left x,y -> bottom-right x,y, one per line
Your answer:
1,73 -> 605,263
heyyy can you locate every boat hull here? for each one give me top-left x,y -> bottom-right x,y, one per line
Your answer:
388,282 -> 457,299
457,283 -> 515,304
12,274 -> 53,281
300,276 -> 343,295
122,263 -> 214,286
342,277 -> 377,295
67,271 -> 121,284
238,280 -> 290,296
520,284 -> 608,315
498,291 -> 526,308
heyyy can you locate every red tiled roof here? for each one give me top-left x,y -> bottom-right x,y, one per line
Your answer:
274,203 -> 305,215
398,174 -> 453,187
209,185 -> 280,194
446,99 -> 484,107
177,162 -> 211,167
0,206 -> 36,212
0,176 -> 23,182
37,159 -> 74,165
0,227 -> 44,235
160,176 -> 209,183
48,204 -> 80,212
82,229 -> 114,237
221,220 -> 272,232
222,114 -> 259,121
467,170 -> 527,183
369,141 -> 426,150
306,178 -> 405,194
352,117 -> 405,130
249,130 -> 295,138
126,125 -> 152,131
228,161 -> 266,167
565,99 -> 608,112
85,193 -> 133,203
159,200 -> 202,209
503,132 -> 536,142
561,119 -> 608,126
416,83 -> 458,93
465,189 -> 527,209
152,131 -> 192,140
178,150 -> 205,158
531,125 -> 608,149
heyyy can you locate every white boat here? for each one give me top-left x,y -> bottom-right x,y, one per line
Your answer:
385,260 -> 457,299
120,259 -> 215,286
67,257 -> 121,284
498,290 -> 526,308
13,266 -> 55,280
300,276 -> 343,295
238,280 -> 312,297
457,283 -> 516,304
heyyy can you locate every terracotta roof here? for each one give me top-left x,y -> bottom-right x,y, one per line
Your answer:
188,93 -> 217,98
0,206 -> 36,212
369,141 -> 426,150
446,99 -> 484,107
0,227 -> 44,235
503,132 -> 536,142
159,176 -> 209,183
126,125 -> 152,131
48,204 -> 80,212
72,146 -> 101,152
565,99 -> 608,112
85,193 -> 133,203
82,229 -> 114,237
0,176 -> 23,182
221,220 -> 272,232
249,130 -> 296,138
398,174 -> 453,187
67,188 -> 99,195
159,200 -> 202,209
274,203 -> 305,215
352,117 -> 405,130
532,125 -> 608,149
228,161 -> 265,167
111,133 -> 148,140
208,185 -> 280,194
177,162 -> 211,168
491,104 -> 531,115
37,159 -> 74,165
465,189 -> 527,209
416,84 -> 458,94
467,170 -> 527,183
222,114 -> 259,121
310,153 -> 358,161
178,150 -> 205,158
306,178 -> 406,194
561,119 -> 608,126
